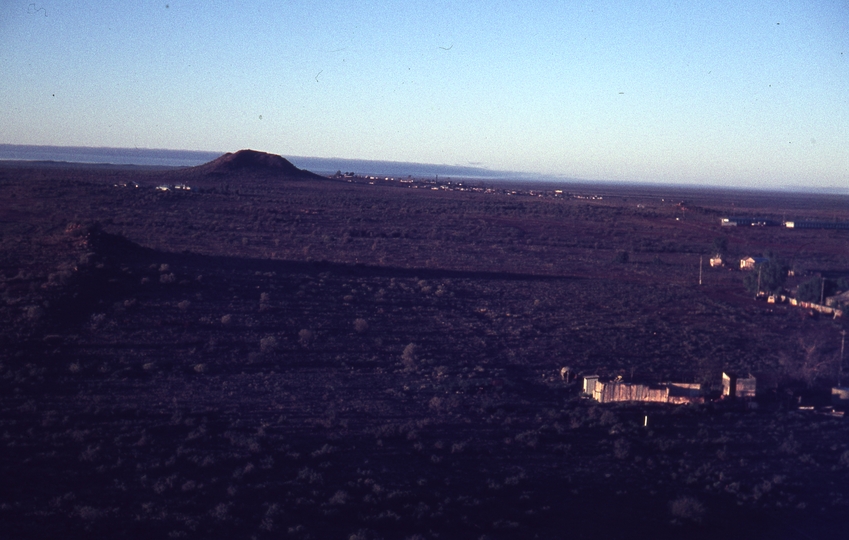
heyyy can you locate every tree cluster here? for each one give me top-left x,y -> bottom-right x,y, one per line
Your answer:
743,252 -> 789,295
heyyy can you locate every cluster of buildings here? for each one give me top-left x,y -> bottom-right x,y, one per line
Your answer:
338,173 -> 610,199
581,372 -> 764,405
155,183 -> 192,192
707,253 -> 846,316
582,372 -> 849,413
721,216 -> 849,230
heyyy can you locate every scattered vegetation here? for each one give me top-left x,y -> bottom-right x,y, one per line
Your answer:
743,251 -> 790,294
0,161 -> 847,538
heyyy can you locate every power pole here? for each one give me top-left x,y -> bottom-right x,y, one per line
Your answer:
820,278 -> 825,305
756,267 -> 762,299
840,330 -> 846,387
699,256 -> 703,286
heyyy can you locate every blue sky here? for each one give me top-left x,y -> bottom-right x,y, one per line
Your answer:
1,1 -> 847,188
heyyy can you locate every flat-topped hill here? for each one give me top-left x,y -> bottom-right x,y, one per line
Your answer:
186,149 -> 327,180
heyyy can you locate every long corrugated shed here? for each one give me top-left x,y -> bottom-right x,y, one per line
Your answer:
589,380 -> 703,404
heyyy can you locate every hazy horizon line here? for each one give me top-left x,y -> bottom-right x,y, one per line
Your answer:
1,143 -> 847,196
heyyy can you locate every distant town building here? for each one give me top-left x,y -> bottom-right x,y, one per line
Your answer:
721,217 -> 779,227
784,221 -> 849,230
709,255 -> 723,267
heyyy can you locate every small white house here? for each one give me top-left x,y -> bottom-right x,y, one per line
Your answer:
740,257 -> 767,271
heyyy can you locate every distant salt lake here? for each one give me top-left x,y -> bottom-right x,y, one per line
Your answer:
0,145 -> 221,168
0,144 -> 513,180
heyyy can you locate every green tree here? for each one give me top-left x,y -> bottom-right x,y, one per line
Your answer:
613,251 -> 629,264
712,236 -> 728,255
797,277 -> 837,303
743,253 -> 789,295
797,277 -> 823,303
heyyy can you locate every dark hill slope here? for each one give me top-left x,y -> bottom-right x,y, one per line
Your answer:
187,149 -> 327,181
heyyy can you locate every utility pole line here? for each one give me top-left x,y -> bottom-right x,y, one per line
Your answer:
840,330 -> 846,387
699,256 -> 703,286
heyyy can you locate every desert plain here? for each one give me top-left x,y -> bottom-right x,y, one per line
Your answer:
1,152 -> 848,539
